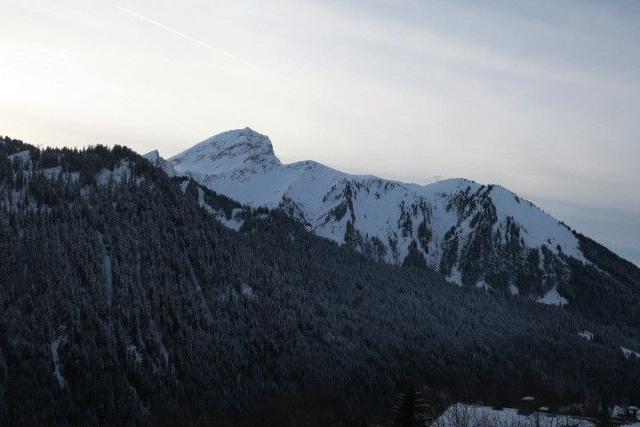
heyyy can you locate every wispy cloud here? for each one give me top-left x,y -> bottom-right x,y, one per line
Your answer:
117,6 -> 261,71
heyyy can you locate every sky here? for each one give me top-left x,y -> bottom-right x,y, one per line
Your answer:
1,0 -> 638,264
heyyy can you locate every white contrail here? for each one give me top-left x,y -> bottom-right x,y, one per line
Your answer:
117,7 -> 261,71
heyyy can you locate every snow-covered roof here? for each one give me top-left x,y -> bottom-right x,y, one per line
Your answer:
431,404 -> 595,427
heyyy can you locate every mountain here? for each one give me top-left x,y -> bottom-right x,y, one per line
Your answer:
143,149 -> 176,177
1,135 -> 640,425
166,128 -> 639,320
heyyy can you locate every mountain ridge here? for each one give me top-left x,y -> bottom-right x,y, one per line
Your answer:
161,128 -> 604,306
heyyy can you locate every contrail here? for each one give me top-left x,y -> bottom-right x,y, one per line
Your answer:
118,7 -> 261,71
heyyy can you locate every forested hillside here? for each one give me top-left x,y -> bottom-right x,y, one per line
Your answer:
0,136 -> 639,426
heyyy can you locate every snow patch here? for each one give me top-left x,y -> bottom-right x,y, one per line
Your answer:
50,334 -> 66,388
217,214 -> 244,231
537,286 -> 568,307
241,284 -> 254,298
97,160 -> 131,185
447,268 -> 463,286
127,345 -> 143,363
475,280 -> 490,291
196,187 -> 244,230
144,150 -> 176,176
621,346 -> 640,359
8,150 -> 30,162
577,330 -> 593,341
42,166 -> 63,179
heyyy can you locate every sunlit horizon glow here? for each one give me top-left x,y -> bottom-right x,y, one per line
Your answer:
1,0 -> 638,263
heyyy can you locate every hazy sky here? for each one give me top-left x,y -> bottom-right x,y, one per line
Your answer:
1,0 -> 639,263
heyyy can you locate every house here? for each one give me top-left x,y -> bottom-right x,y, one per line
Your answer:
430,403 -> 595,427
612,405 -> 626,419
611,404 -> 640,423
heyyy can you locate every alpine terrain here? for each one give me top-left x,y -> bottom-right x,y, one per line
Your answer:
1,134 -> 639,425
163,128 -> 640,323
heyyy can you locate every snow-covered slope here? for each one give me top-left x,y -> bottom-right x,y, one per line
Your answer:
143,150 -> 176,177
165,127 -> 589,301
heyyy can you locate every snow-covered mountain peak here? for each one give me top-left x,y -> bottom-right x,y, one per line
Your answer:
151,129 -> 595,304
144,150 -> 176,177
143,150 -> 161,161
170,127 -> 281,177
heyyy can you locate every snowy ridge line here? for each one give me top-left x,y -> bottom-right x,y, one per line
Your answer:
148,127 -> 594,304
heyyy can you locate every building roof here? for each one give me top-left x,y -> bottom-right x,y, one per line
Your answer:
431,404 -> 595,427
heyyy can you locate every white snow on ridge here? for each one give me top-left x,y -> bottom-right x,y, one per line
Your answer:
487,185 -> 585,262
171,128 -> 280,178
144,150 -> 176,177
166,127 -> 588,293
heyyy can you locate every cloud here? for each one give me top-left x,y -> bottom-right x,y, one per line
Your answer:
117,6 -> 262,71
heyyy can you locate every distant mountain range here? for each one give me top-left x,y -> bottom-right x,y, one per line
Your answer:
147,127 -> 639,318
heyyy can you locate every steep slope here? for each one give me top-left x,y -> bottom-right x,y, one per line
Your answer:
143,149 -> 176,177
1,135 -> 640,425
167,128 -> 634,311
